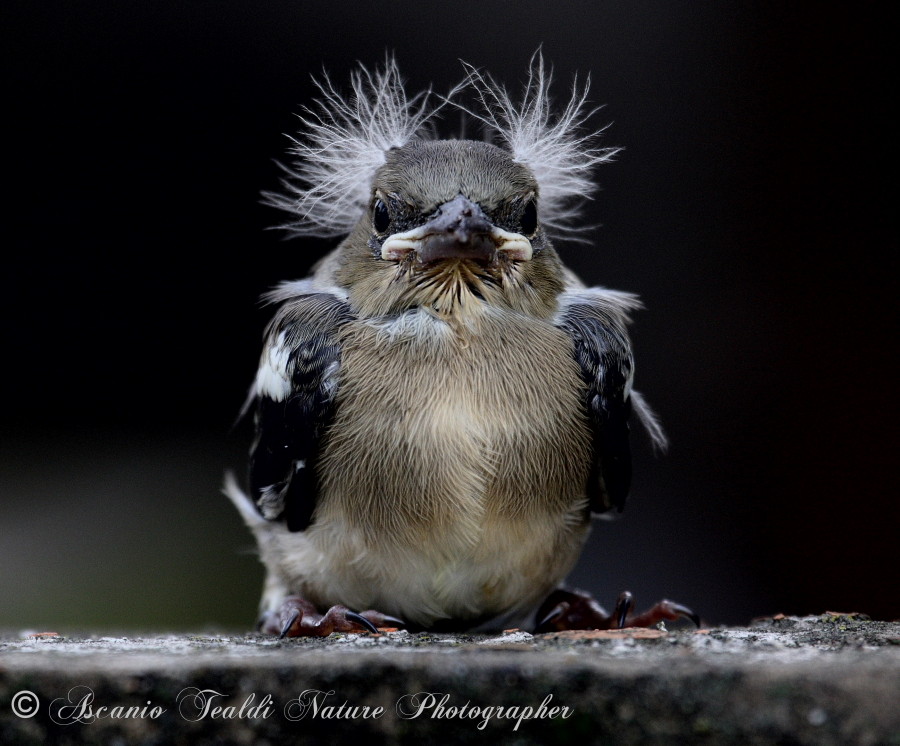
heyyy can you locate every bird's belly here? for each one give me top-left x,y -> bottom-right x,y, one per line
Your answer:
304,512 -> 591,629
296,312 -> 593,627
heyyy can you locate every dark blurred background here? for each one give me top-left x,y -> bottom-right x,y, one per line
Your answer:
2,2 -> 895,630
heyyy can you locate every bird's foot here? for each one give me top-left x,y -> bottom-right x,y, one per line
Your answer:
260,596 -> 406,638
534,588 -> 700,633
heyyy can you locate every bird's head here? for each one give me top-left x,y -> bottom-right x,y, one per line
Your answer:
335,139 -> 564,320
264,54 -> 619,322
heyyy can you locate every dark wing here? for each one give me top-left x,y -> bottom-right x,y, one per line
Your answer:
557,296 -> 636,514
249,292 -> 352,532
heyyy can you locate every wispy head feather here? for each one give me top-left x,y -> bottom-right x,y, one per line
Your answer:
266,53 -> 619,240
263,57 -> 442,238
457,51 -> 621,238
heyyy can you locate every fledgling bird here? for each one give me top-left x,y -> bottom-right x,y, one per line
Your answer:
226,55 -> 697,637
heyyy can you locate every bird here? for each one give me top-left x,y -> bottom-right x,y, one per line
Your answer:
225,54 -> 697,637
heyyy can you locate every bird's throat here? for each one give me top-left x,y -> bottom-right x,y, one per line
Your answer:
403,259 -> 498,319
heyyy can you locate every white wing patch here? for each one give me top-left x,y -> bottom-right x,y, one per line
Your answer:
255,330 -> 292,401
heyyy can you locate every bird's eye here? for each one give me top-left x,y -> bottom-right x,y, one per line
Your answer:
373,199 -> 390,234
520,200 -> 538,236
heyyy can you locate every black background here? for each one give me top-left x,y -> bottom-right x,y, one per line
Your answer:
2,2 -> 895,630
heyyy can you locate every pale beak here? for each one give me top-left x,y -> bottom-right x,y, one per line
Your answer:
381,195 -> 533,264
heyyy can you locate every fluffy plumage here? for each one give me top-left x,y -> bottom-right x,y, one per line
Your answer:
458,53 -> 621,238
264,52 -> 620,240
228,55 -> 669,634
262,57 -> 441,238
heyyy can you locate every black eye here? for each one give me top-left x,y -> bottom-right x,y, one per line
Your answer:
520,200 -> 538,236
373,199 -> 390,234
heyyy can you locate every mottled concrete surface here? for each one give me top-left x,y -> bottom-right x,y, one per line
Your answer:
2,614 -> 898,745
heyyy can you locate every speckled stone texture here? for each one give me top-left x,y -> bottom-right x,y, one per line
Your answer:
2,614 -> 899,745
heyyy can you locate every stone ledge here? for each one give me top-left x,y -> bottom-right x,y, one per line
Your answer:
2,615 -> 899,745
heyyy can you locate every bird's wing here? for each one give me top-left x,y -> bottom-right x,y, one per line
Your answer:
555,288 -> 641,514
248,290 -> 352,532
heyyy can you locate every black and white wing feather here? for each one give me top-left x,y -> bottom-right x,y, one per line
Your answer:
248,288 -> 352,532
556,288 -> 663,514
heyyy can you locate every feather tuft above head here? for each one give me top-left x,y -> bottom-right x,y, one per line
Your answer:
265,52 -> 620,240
459,52 -> 622,239
262,57 -> 441,238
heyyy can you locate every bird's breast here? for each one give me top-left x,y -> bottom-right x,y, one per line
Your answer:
301,308 -> 592,623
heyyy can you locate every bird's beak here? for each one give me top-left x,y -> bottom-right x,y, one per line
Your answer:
381,194 -> 533,264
